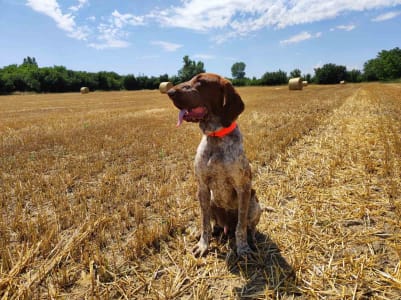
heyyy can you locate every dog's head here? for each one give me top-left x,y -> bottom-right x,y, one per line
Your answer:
167,73 -> 244,128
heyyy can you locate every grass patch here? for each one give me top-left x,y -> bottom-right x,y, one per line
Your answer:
1,83 -> 400,298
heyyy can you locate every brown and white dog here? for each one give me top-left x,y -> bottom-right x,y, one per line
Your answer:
167,73 -> 261,256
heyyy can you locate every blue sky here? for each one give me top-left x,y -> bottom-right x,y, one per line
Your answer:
1,0 -> 401,78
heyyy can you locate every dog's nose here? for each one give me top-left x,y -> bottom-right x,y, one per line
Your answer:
167,88 -> 176,98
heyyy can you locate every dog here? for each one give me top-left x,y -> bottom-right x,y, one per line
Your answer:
167,73 -> 261,256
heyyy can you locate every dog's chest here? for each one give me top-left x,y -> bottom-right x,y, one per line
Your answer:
194,135 -> 250,197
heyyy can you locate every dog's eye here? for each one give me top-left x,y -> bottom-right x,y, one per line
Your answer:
183,85 -> 191,90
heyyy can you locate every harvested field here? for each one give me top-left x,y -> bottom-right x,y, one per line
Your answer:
1,84 -> 400,299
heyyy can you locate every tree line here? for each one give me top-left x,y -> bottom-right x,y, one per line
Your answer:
231,48 -> 401,86
0,48 -> 400,94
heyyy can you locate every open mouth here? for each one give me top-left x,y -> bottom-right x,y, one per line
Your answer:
177,106 -> 208,127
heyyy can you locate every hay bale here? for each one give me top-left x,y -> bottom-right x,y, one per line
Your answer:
159,82 -> 173,94
288,77 -> 303,90
340,80 -> 346,84
80,87 -> 89,94
302,81 -> 308,87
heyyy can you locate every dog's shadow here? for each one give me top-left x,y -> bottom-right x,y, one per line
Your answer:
214,230 -> 300,298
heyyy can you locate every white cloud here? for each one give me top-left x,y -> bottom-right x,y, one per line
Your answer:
111,10 -> 145,28
26,0 -> 401,48
332,24 -> 356,31
193,54 -> 215,60
372,10 -> 401,21
280,31 -> 322,45
151,41 -> 182,52
88,39 -> 129,50
151,0 -> 278,32
150,0 -> 401,39
88,10 -> 145,50
26,3 -> 146,48
212,31 -> 238,44
68,26 -> 89,40
69,0 -> 88,12
26,0 -> 88,40
88,23 -> 130,49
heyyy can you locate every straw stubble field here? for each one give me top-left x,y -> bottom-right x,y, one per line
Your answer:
0,83 -> 400,299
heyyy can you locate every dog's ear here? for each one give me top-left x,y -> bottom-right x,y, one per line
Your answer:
221,79 -> 244,127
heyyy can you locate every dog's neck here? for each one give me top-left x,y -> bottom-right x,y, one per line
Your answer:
199,115 -> 237,138
207,122 -> 237,138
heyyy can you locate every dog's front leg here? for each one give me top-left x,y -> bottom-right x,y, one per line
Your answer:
236,185 -> 252,256
193,182 -> 211,257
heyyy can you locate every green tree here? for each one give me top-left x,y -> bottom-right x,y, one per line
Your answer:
231,62 -> 246,79
0,57 -> 126,93
75,71 -> 98,91
22,56 -> 38,67
159,73 -> 169,83
0,65 -> 17,93
375,48 -> 401,80
123,74 -> 139,90
7,64 -> 26,91
314,63 -> 346,84
363,59 -> 379,81
289,68 -> 302,78
346,69 -> 363,83
169,75 -> 180,85
363,48 -> 401,81
249,76 -> 261,86
148,76 -> 161,89
136,75 -> 149,89
39,66 -> 69,92
110,72 -> 122,90
20,57 -> 40,91
97,71 -> 108,90
260,70 -> 288,85
177,55 -> 205,82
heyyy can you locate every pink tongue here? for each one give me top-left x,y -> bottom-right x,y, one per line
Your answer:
176,109 -> 187,127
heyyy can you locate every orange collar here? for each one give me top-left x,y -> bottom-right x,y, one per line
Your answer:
208,122 -> 237,138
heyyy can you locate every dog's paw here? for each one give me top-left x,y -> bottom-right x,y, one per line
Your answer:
192,239 -> 209,257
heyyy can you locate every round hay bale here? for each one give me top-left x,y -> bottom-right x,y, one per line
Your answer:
302,81 -> 308,87
159,82 -> 173,94
340,80 -> 346,84
288,77 -> 303,90
80,87 -> 89,94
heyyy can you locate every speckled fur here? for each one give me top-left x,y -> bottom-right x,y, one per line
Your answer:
167,73 -> 262,256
